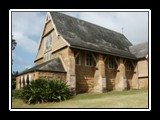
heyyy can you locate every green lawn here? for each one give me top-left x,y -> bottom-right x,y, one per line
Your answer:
12,89 -> 148,108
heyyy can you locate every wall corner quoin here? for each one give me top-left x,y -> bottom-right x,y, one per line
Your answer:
66,47 -> 76,93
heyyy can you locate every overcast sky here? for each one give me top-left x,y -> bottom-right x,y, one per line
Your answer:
12,11 -> 148,72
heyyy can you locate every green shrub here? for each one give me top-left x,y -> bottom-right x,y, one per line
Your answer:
11,78 -> 16,89
20,79 -> 71,104
12,71 -> 18,89
12,89 -> 21,99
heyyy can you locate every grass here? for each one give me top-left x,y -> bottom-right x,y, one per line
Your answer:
12,89 -> 148,108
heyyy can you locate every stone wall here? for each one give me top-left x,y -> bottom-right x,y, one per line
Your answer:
75,50 -> 96,93
126,71 -> 134,90
105,68 -> 117,91
137,59 -> 148,89
16,71 -> 66,89
76,65 -> 95,93
38,71 -> 66,82
52,47 -> 76,92
137,59 -> 148,77
105,58 -> 137,91
74,50 -> 139,92
52,47 -> 70,84
52,47 -> 68,70
139,77 -> 148,89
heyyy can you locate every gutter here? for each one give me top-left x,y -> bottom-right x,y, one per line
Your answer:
70,46 -> 137,60
17,70 -> 66,76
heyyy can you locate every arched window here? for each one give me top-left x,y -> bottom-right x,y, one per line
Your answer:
76,54 -> 81,65
22,76 -> 25,87
126,60 -> 133,71
19,79 -> 21,88
44,52 -> 52,62
85,53 -> 93,66
45,34 -> 52,51
108,57 -> 117,69
26,75 -> 29,85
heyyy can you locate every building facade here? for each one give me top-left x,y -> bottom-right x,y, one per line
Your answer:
16,12 -> 148,93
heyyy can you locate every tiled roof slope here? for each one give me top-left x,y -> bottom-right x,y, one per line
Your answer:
50,12 -> 136,59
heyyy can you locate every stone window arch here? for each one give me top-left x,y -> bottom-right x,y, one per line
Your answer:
107,56 -> 117,69
22,76 -> 25,87
126,60 -> 134,71
19,78 -> 21,88
85,52 -> 94,66
45,34 -> 52,51
21,76 -> 23,87
26,74 -> 29,85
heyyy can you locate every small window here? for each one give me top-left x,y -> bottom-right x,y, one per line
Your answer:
26,75 -> 29,85
45,34 -> 52,51
108,57 -> 116,69
86,53 -> 93,66
19,79 -> 21,88
76,54 -> 81,65
126,61 -> 133,71
22,77 -> 25,87
44,52 -> 52,62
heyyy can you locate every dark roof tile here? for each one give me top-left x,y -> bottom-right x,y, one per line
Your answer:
18,58 -> 66,76
129,42 -> 148,59
50,12 -> 136,59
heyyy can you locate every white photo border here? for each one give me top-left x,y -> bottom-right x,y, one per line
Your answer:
9,9 -> 151,111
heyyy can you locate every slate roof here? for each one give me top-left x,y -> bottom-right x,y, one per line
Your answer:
18,58 -> 66,75
50,12 -> 136,59
129,42 -> 148,59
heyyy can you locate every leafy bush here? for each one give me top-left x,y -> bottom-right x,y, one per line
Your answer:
11,76 -> 16,90
12,89 -> 21,99
20,79 -> 71,104
12,71 -> 18,89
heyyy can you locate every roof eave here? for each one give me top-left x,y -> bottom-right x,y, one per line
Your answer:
70,45 -> 137,60
137,57 -> 147,60
17,69 -> 66,76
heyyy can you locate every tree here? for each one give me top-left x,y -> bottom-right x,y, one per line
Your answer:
12,71 -> 18,89
12,35 -> 17,50
12,35 -> 17,65
12,35 -> 17,89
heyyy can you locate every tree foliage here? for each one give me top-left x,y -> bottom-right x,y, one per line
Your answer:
11,35 -> 18,89
12,35 -> 17,51
12,71 -> 18,89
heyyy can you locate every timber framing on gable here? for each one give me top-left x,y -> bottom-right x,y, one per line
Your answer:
48,12 -> 70,46
35,12 -> 70,62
